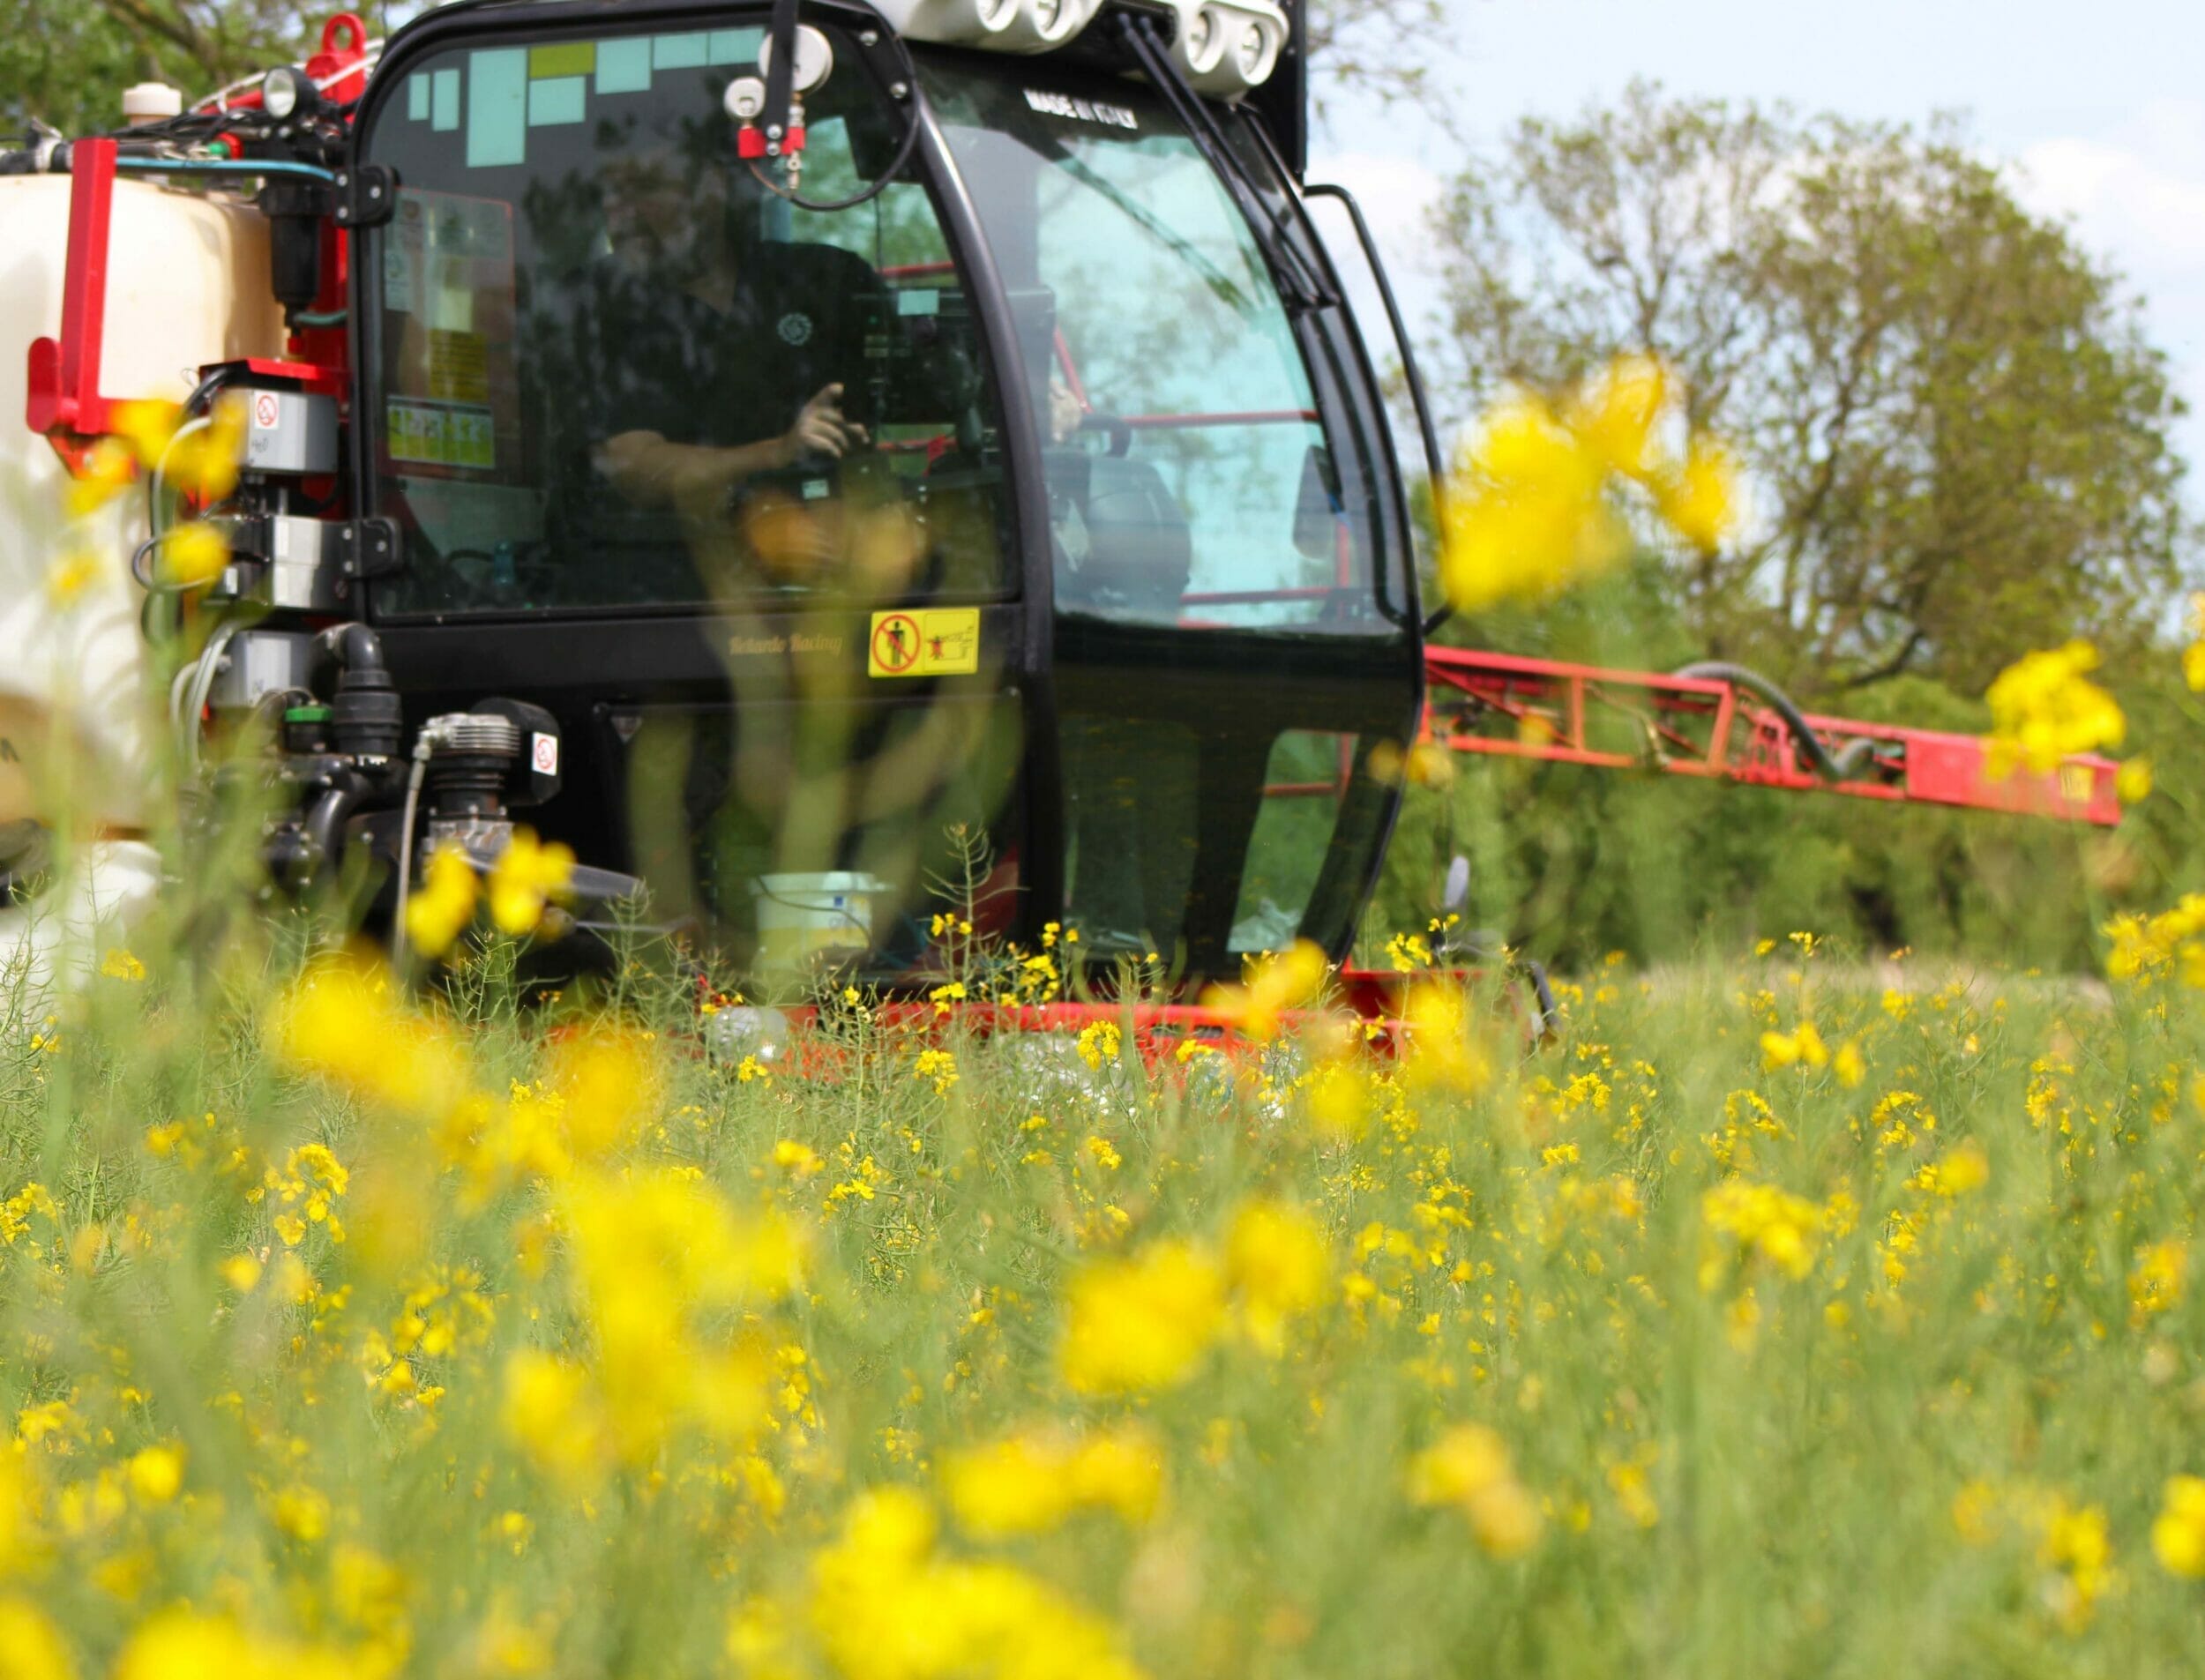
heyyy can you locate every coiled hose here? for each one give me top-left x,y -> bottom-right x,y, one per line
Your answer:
1671,661 -> 1880,781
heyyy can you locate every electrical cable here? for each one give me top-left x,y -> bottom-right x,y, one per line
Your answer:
744,0 -> 923,213
390,733 -> 433,968
175,620 -> 239,777
1671,661 -> 1880,781
146,413 -> 211,553
746,102 -> 922,213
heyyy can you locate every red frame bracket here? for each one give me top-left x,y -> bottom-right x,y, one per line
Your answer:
25,137 -> 120,449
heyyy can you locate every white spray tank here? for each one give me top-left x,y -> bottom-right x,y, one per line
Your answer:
0,169 -> 285,987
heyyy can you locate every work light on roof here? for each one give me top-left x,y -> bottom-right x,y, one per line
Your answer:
866,0 -> 1289,95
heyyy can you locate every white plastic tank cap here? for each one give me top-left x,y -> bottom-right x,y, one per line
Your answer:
122,83 -> 184,123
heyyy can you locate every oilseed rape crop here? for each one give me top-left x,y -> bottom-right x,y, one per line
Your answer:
4,924 -> 2205,1678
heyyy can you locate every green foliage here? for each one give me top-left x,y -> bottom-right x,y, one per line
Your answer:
0,0 -> 329,135
1430,81 -> 2193,697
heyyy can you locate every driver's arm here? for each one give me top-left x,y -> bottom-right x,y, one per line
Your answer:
597,384 -> 868,515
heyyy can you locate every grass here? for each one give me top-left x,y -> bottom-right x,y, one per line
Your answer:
4,915 -> 2204,1680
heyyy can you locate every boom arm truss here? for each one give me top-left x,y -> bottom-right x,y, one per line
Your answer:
1420,646 -> 2119,826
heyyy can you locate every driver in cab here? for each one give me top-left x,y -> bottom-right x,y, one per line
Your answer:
582,146 -> 871,579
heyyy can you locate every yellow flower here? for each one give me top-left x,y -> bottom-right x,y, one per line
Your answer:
1569,353 -> 1668,478
1063,1425 -> 1165,1526
44,549 -> 100,607
1305,1057 -> 1373,1139
1440,360 -> 1737,613
164,397 -> 246,504
544,1028 -> 664,1161
270,1486 -> 330,1542
275,954 -> 475,1118
772,1139 -> 822,1176
1984,641 -> 2124,779
1653,438 -> 1740,553
405,845 -> 478,958
1700,1180 -> 1822,1284
501,1350 -> 611,1490
1407,1423 -> 1543,1557
110,1611 -> 345,1680
1832,1040 -> 1865,1088
1074,1019 -> 1120,1071
1760,1021 -> 1828,1071
159,520 -> 229,588
1201,940 -> 1327,1040
64,437 -> 135,519
913,1048 -> 960,1094
2117,755 -> 2153,804
1932,1140 -> 1991,1197
113,399 -> 183,468
2035,1496 -> 2112,1631
941,1423 -> 1162,1537
1400,982 -> 1491,1092
125,1444 -> 183,1505
2151,1475 -> 2205,1577
2130,1239 -> 2187,1323
220,1253 -> 263,1293
942,1432 -> 1074,1536
1225,1200 -> 1329,1355
100,949 -> 146,982
1059,1239 -> 1225,1395
808,1489 -> 1146,1680
0,1595 -> 73,1680
487,827 -> 575,937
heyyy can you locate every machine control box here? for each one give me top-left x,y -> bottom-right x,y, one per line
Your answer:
232,387 -> 339,475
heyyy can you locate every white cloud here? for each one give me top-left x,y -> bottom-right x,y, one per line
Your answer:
2015,101 -> 2205,276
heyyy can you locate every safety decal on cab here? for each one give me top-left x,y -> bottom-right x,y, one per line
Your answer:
868,609 -> 980,678
387,400 -> 494,469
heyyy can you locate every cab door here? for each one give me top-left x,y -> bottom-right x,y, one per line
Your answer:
920,49 -> 1424,975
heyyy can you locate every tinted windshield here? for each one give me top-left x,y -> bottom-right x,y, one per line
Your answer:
922,56 -> 1393,634
361,23 -> 1012,616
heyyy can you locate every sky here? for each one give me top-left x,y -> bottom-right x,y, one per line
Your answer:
1305,0 -> 2205,482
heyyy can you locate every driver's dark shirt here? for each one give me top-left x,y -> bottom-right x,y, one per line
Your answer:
537,244 -> 890,575
576,245 -> 887,447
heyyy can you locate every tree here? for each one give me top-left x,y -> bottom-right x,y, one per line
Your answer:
0,0 -> 315,134
1303,0 -> 1452,113
1430,82 -> 2192,695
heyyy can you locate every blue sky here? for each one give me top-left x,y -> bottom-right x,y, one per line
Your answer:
1306,0 -> 2205,483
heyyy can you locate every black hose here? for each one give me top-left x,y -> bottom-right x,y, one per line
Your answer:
1672,660 -> 1880,781
302,772 -> 371,873
314,622 -> 388,683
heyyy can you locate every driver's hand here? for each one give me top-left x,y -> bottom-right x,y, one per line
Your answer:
784,384 -> 868,465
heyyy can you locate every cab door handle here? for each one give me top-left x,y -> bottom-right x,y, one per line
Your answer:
1301,183 -> 1454,637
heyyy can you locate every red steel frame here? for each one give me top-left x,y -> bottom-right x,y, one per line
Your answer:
1421,646 -> 2119,826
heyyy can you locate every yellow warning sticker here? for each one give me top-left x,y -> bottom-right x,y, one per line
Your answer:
869,609 -> 980,678
426,329 -> 490,404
